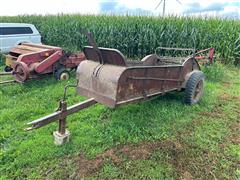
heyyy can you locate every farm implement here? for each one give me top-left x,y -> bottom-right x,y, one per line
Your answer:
0,43 -> 85,85
26,32 -> 215,145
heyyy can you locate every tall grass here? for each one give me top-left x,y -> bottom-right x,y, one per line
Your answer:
0,14 -> 239,64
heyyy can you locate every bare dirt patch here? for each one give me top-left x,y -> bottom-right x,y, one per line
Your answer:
76,149 -> 123,178
234,96 -> 240,102
199,107 -> 223,118
223,82 -> 233,88
219,92 -> 240,103
200,92 -> 240,120
180,171 -> 193,180
120,140 -> 183,160
220,92 -> 232,101
76,140 -> 184,178
227,121 -> 240,144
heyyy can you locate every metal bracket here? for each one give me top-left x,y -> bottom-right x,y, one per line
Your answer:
81,29 -> 105,64
58,100 -> 67,135
63,84 -> 77,101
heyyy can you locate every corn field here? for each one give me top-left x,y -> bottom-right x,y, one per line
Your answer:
0,14 -> 239,64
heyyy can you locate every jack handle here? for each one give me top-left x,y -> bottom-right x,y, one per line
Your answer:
62,84 -> 77,101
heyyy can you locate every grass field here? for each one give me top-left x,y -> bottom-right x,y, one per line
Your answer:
0,63 -> 239,179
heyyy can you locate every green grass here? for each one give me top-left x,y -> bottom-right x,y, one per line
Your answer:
0,64 -> 239,179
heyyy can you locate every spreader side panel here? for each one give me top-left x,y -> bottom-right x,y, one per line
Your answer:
76,60 -> 126,108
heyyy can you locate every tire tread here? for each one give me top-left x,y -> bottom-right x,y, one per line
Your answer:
185,71 -> 205,105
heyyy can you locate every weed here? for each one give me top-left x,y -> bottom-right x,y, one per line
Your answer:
202,63 -> 228,81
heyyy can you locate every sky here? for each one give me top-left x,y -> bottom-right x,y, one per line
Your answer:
0,0 -> 240,18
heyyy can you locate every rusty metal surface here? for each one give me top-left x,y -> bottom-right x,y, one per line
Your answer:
84,46 -> 127,66
155,46 -> 215,64
77,60 -> 126,107
77,32 -> 202,107
58,101 -> 67,135
26,98 -> 97,130
84,31 -> 105,64
62,52 -> 86,68
115,58 -> 199,106
195,48 -> 215,64
155,47 -> 195,52
77,46 -> 200,108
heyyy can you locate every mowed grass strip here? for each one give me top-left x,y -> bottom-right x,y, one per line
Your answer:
0,64 -> 239,179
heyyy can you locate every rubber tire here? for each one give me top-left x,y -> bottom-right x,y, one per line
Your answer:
184,71 -> 205,105
4,66 -> 13,72
55,68 -> 70,81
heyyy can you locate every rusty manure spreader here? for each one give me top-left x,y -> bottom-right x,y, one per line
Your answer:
0,43 -> 85,84
26,32 -> 214,145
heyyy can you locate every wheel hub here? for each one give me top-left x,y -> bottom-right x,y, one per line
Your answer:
60,72 -> 69,80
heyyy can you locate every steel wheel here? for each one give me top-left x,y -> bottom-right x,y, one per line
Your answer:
12,62 -> 30,83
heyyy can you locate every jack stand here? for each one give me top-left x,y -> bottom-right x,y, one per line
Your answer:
53,100 -> 70,145
53,130 -> 70,145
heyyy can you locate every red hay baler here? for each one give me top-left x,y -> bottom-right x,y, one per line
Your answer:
1,43 -> 85,84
